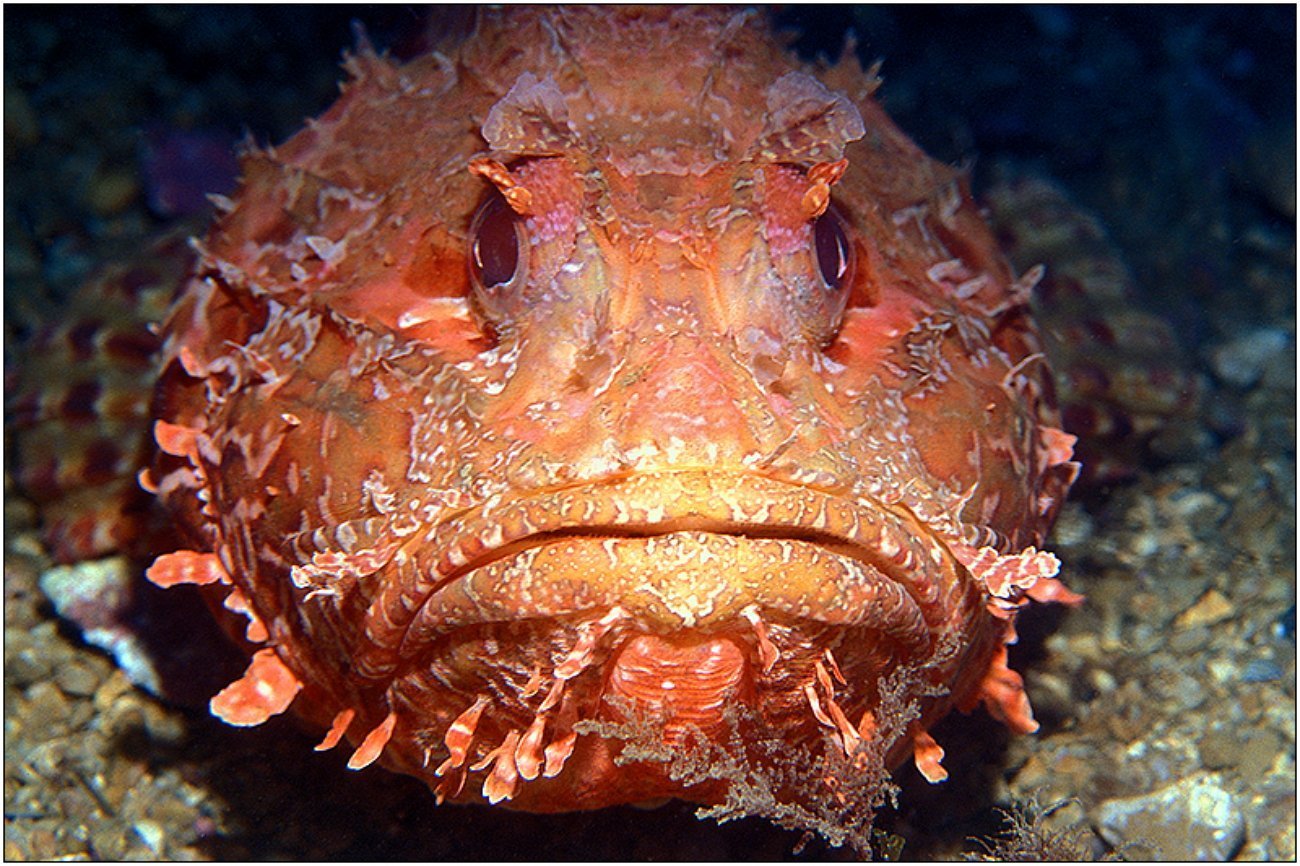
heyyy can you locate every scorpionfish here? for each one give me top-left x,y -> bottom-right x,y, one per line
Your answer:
15,7 -> 1085,821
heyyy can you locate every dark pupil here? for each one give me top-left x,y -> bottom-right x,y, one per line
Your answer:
814,210 -> 849,290
472,197 -> 520,289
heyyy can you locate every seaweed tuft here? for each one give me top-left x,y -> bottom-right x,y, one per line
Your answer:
964,797 -> 1109,861
577,658 -> 949,859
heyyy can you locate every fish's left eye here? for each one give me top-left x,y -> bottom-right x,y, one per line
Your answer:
469,193 -> 527,294
813,205 -> 852,292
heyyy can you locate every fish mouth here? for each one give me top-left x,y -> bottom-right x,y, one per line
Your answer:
361,470 -> 969,679
351,470 -> 988,806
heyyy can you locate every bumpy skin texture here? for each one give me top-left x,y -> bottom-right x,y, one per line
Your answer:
140,8 -> 1079,812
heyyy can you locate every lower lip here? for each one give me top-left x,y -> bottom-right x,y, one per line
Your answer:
604,631 -> 751,737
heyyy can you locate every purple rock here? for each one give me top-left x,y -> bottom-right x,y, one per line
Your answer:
140,125 -> 240,218
39,556 -> 245,708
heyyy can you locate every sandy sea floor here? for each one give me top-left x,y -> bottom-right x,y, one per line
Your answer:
4,7 -> 1294,859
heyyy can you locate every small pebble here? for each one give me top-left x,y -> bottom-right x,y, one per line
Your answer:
140,702 -> 187,746
92,670 -> 135,712
4,494 -> 38,528
1273,604 -> 1295,640
1096,773 -> 1245,861
90,819 -> 131,860
1166,488 -> 1228,534
1198,727 -> 1238,771
1050,502 -> 1094,547
1175,589 -> 1234,629
4,84 -> 39,147
1128,529 -> 1161,559
5,642 -> 53,689
132,819 -> 165,856
56,660 -> 106,698
1210,327 -> 1292,389
1241,658 -> 1283,683
1207,658 -> 1238,684
1087,667 -> 1118,695
86,168 -> 141,216
1237,729 -> 1283,778
23,681 -> 72,731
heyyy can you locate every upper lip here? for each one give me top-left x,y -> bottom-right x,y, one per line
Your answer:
358,470 -> 961,678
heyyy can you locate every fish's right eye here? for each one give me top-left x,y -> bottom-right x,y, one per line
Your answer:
813,204 -> 853,294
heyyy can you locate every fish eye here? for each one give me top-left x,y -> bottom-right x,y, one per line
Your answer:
813,205 -> 852,292
469,193 -> 527,294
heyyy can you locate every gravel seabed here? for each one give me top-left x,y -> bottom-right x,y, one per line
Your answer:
5,7 -> 1294,860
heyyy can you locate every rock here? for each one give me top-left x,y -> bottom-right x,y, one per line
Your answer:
1096,773 -> 1246,860
24,680 -> 71,721
132,820 -> 165,857
1199,727 -> 1283,778
55,658 -> 107,697
89,818 -> 133,860
1198,728 -> 1238,771
1237,729 -> 1283,779
1209,327 -> 1292,389
4,627 -> 53,688
1242,658 -> 1284,683
4,85 -> 39,149
1175,589 -> 1235,630
1236,118 -> 1297,220
1166,488 -> 1228,536
1272,604 -> 1295,640
39,558 -> 163,695
1049,501 -> 1094,548
86,167 -> 140,216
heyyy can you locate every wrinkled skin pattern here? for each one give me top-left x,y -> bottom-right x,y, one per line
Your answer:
142,8 -> 1079,813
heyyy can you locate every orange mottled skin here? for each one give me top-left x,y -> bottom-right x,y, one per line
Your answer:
55,8 -> 1082,816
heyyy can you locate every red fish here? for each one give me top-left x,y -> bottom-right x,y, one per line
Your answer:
14,7 -> 1084,852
